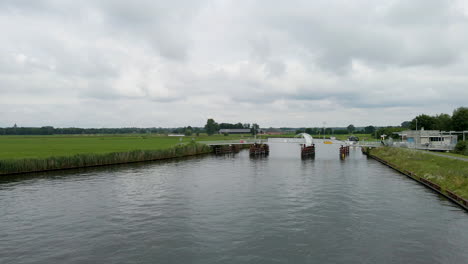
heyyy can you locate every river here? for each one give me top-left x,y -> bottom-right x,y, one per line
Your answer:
1,140 -> 467,263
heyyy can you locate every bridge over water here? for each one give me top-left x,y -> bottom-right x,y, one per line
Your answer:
198,138 -> 310,146
198,133 -> 315,146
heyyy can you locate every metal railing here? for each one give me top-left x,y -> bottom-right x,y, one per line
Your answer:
267,138 -> 307,144
356,141 -> 382,147
197,139 -> 268,145
391,142 -> 456,151
358,140 -> 456,151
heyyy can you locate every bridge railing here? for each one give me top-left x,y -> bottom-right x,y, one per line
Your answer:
356,141 -> 382,147
267,138 -> 306,144
357,140 -> 456,151
391,142 -> 456,151
197,139 -> 268,145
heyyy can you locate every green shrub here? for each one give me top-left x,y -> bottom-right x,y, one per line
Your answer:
454,141 -> 467,155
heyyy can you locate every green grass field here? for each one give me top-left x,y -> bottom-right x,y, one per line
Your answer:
0,134 -> 253,160
0,133 -> 375,160
0,134 -> 255,174
370,147 -> 468,199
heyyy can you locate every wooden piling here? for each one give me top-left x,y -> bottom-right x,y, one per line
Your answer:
212,145 -> 241,154
301,144 -> 315,158
340,145 -> 350,159
249,143 -> 270,156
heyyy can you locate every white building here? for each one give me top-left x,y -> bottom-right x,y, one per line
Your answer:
219,129 -> 251,134
396,130 -> 458,150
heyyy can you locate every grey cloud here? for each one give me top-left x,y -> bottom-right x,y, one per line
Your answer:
382,0 -> 462,26
96,0 -> 206,61
249,39 -> 286,77
1,0 -> 467,127
253,0 -> 468,72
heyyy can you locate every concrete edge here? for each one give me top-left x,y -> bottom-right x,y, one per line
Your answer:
363,148 -> 468,212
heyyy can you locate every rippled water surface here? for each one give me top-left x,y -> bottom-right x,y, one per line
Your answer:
1,141 -> 467,263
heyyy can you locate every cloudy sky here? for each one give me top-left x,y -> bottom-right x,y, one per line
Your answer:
1,0 -> 468,128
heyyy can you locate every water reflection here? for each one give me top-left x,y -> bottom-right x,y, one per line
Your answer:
1,143 -> 467,264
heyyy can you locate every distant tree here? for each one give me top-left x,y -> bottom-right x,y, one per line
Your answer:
454,141 -> 468,155
295,129 -> 305,134
410,114 -> 435,130
433,113 -> 452,131
251,123 -> 260,135
347,124 -> 355,134
41,126 -> 54,135
218,123 -> 229,129
204,118 -> 219,136
184,126 -> 193,136
218,122 -> 252,129
334,129 -> 348,134
364,125 -> 375,134
401,121 -> 411,128
325,128 -> 332,134
452,107 -> 468,131
304,128 -> 313,134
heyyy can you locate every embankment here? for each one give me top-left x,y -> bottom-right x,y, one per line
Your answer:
0,143 -> 212,175
363,147 -> 468,211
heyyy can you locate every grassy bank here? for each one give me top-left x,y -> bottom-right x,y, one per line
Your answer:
0,133 -> 256,175
369,147 -> 468,200
0,143 -> 211,175
0,134 -> 251,160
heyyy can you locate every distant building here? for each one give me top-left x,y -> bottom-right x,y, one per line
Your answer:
168,134 -> 185,137
396,130 -> 457,150
265,131 -> 283,135
219,129 -> 251,134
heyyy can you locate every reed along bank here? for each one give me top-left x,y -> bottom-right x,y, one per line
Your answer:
0,143 -> 211,175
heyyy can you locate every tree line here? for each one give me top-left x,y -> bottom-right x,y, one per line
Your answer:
406,107 -> 468,132
0,119 -> 260,136
2,107 -> 466,137
295,125 -> 376,136
0,125 -> 195,135
376,106 -> 468,139
204,119 -> 259,135
294,107 -> 468,140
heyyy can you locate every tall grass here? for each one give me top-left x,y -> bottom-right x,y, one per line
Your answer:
370,147 -> 468,199
0,134 -> 250,159
0,143 -> 211,175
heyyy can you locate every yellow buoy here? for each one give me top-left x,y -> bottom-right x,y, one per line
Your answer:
324,141 -> 333,144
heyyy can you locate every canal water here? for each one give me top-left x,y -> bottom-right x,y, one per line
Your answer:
1,141 -> 467,263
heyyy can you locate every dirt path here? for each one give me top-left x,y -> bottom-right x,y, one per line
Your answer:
420,150 -> 468,162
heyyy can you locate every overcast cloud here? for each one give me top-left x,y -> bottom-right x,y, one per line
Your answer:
1,0 -> 468,128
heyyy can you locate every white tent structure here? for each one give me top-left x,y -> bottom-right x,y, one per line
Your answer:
295,133 -> 314,147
